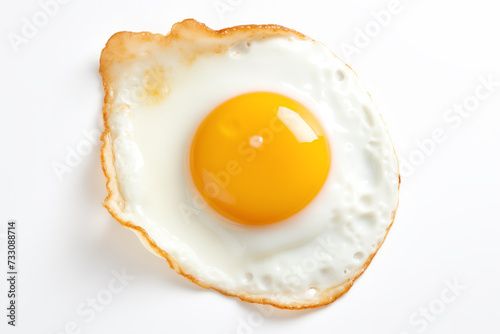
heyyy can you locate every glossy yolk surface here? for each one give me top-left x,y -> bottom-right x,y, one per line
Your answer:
190,92 -> 331,226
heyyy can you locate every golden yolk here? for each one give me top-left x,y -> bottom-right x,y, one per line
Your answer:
189,92 -> 331,226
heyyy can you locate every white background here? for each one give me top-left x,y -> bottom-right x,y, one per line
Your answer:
1,0 -> 499,333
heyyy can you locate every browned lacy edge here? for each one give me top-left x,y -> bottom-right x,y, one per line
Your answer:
99,18 -> 401,310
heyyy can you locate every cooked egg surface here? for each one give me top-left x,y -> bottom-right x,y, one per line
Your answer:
104,22 -> 399,305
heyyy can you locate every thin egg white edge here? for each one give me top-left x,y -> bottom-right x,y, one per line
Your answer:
108,36 -> 399,301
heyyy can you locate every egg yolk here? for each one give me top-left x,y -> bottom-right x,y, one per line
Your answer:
189,92 -> 331,226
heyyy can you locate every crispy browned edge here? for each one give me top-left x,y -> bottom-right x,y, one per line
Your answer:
99,18 -> 401,310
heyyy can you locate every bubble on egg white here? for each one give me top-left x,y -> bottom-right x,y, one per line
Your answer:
361,105 -> 375,128
334,69 -> 345,81
229,41 -> 252,58
353,252 -> 364,263
359,194 -> 373,211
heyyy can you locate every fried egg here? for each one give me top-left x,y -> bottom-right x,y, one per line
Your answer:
99,19 -> 400,309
